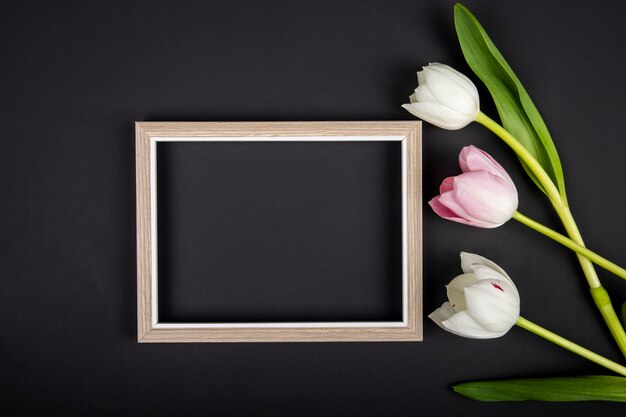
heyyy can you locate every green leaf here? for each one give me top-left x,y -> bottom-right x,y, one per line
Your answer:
621,302 -> 626,326
453,375 -> 626,402
454,3 -> 567,202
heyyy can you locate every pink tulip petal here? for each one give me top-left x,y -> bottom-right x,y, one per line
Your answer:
439,181 -> 504,228
437,190 -> 499,228
459,146 -> 514,185
449,171 -> 518,225
430,166 -> 518,229
428,196 -> 481,226
440,176 -> 455,193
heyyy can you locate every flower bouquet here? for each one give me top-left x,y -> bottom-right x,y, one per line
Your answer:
404,3 -> 626,402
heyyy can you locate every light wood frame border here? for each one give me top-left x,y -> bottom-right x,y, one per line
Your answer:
136,121 -> 422,342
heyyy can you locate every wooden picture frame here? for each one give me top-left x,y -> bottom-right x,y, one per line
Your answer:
136,121 -> 422,342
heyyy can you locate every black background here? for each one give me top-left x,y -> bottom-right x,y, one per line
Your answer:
1,0 -> 625,415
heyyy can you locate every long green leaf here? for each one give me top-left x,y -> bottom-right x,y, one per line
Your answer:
453,375 -> 626,402
621,302 -> 626,326
454,3 -> 567,202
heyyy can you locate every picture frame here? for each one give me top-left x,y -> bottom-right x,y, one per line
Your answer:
135,121 -> 422,342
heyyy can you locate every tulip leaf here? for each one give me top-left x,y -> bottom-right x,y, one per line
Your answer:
454,3 -> 567,203
453,375 -> 626,402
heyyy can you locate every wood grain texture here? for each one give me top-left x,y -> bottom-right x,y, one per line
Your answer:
134,121 -> 421,137
135,121 -> 422,343
405,122 -> 423,341
140,326 -> 419,343
136,123 -> 153,341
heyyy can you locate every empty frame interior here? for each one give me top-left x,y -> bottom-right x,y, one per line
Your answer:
136,122 -> 422,342
157,140 -> 403,323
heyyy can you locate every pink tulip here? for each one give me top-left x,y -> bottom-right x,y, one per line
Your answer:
429,146 -> 518,228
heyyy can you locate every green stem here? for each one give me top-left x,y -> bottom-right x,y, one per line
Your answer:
475,112 -> 563,208
554,206 -> 601,288
516,316 -> 626,377
512,211 -> 626,281
476,112 -> 626,358
589,286 -> 626,357
551,205 -> 626,356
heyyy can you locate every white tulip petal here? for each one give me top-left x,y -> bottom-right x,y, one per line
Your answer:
460,252 -> 486,274
417,70 -> 426,85
472,264 -> 518,292
414,83 -> 437,103
431,252 -> 520,340
427,63 -> 480,103
440,310 -> 507,339
464,280 -> 520,332
406,64 -> 480,129
422,66 -> 479,117
461,252 -> 508,277
426,63 -> 480,107
460,252 -> 516,290
472,264 -> 509,283
445,273 -> 477,311
428,301 -> 456,327
401,102 -> 473,130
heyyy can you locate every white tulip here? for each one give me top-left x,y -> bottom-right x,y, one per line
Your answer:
402,63 -> 480,130
429,252 -> 520,339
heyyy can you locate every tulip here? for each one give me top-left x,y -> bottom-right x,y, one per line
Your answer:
429,252 -> 626,377
429,146 -> 518,228
429,147 -> 626,280
402,63 -> 480,130
429,252 -> 519,339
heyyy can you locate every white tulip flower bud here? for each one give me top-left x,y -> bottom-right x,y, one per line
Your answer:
429,252 -> 520,339
402,63 -> 480,130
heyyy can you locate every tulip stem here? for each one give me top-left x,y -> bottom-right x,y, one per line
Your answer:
589,286 -> 626,359
556,205 -> 626,358
554,205 -> 601,288
474,112 -> 564,208
516,316 -> 626,377
512,211 -> 626,281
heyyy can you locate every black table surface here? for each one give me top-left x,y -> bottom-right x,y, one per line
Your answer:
2,0 -> 625,415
